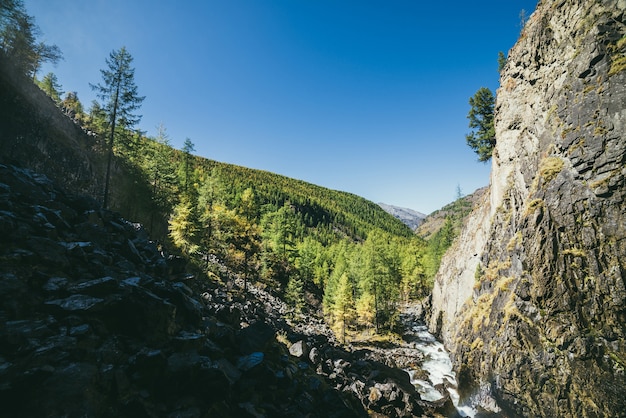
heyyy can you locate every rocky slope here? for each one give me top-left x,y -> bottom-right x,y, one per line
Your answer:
0,163 -> 460,417
378,203 -> 426,231
414,188 -> 487,240
429,1 -> 626,416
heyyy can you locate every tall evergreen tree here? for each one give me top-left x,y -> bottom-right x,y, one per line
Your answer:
181,138 -> 195,193
90,47 -> 145,208
497,51 -> 507,73
37,71 -> 63,103
334,273 -> 356,344
61,91 -> 84,121
169,197 -> 200,256
144,123 -> 177,231
466,87 -> 495,162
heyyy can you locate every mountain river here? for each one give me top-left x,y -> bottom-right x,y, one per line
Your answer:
399,307 -> 477,417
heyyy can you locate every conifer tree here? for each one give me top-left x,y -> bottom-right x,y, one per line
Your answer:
169,197 -> 200,256
144,123 -> 177,231
61,91 -> 85,123
0,0 -> 62,78
90,46 -> 145,208
466,87 -> 495,162
334,273 -> 356,344
285,275 -> 305,314
181,138 -> 195,193
37,72 -> 63,103
497,51 -> 507,73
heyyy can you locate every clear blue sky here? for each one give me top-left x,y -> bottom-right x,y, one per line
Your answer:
26,0 -> 537,214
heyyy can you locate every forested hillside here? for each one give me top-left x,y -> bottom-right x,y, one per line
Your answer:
0,0 -> 442,342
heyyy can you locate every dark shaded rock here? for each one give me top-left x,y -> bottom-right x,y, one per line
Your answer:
45,294 -> 105,312
236,351 -> 264,371
237,321 -> 275,354
67,275 -> 118,296
101,287 -> 177,342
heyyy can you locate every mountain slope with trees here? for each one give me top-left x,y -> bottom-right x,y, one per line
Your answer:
0,0 -> 433,344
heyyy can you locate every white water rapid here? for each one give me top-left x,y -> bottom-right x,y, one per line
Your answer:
399,307 -> 477,418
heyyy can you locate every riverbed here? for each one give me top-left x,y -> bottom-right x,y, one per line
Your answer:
399,306 -> 477,417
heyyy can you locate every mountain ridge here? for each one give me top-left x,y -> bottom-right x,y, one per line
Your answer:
0,47 -> 412,244
377,202 -> 426,231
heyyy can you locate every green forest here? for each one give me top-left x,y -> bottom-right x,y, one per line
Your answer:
0,0 -> 465,341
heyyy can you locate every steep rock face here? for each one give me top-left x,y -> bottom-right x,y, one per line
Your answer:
430,1 -> 626,416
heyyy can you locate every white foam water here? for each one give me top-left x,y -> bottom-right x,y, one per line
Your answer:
405,324 -> 477,417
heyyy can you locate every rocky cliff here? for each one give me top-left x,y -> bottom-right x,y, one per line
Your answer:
430,0 -> 626,416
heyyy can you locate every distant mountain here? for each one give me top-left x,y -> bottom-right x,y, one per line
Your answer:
415,187 -> 487,240
378,203 -> 426,231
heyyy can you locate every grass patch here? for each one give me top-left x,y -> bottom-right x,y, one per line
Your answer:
497,276 -> 515,292
539,156 -> 564,183
507,232 -> 522,251
484,259 -> 512,281
524,198 -> 544,217
563,248 -> 586,257
609,35 -> 626,76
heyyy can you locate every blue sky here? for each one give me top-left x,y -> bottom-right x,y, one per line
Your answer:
26,0 -> 537,214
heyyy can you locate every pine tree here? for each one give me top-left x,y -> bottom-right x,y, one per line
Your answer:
285,275 -> 305,314
334,273 -> 356,344
466,87 -> 495,162
61,91 -> 85,123
90,46 -> 145,208
180,138 -> 195,194
37,72 -> 63,103
144,123 -> 177,232
497,51 -> 507,73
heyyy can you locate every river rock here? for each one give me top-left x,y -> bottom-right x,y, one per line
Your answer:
289,340 -> 309,359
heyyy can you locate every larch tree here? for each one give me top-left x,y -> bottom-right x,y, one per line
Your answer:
144,123 -> 177,232
90,46 -> 144,208
466,87 -> 495,162
61,92 -> 83,119
334,272 -> 356,344
181,138 -> 195,194
37,71 -> 63,103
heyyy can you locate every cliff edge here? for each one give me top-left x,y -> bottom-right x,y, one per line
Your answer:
430,1 -> 626,416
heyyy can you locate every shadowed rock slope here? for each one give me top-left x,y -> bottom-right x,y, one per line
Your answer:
0,164 -> 451,417
430,1 -> 626,416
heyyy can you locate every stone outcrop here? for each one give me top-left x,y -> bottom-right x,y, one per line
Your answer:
430,1 -> 626,416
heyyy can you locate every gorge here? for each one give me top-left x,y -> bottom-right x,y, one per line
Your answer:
1,0 -> 626,417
